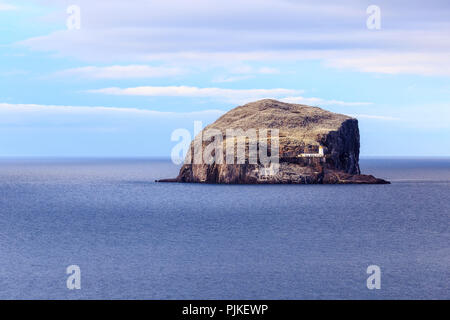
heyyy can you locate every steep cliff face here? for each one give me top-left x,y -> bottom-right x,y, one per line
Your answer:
322,118 -> 360,174
161,99 -> 388,184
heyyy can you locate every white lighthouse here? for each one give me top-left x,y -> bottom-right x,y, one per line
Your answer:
298,145 -> 325,158
318,145 -> 324,156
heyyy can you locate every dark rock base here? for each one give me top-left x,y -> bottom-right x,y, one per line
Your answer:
157,164 -> 390,184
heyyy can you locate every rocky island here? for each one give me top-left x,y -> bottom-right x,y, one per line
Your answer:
159,99 -> 389,184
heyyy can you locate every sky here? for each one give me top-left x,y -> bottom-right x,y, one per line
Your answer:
0,0 -> 449,157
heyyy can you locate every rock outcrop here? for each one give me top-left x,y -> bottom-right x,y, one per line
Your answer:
159,99 -> 389,184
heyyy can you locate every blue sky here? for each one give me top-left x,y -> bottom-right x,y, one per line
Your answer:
0,0 -> 449,157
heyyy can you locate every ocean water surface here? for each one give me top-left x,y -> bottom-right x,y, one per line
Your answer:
0,158 -> 448,299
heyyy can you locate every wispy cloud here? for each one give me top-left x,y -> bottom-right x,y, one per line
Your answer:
0,69 -> 28,76
213,65 -> 280,82
212,75 -> 254,83
350,114 -> 400,121
87,86 -> 373,107
0,102 -> 225,157
0,2 -> 16,11
53,65 -> 186,79
228,65 -> 280,75
88,86 -> 303,102
281,96 -> 373,107
18,0 -> 450,76
325,52 -> 450,76
0,103 -> 224,118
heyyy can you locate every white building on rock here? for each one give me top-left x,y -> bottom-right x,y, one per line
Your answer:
298,145 -> 325,158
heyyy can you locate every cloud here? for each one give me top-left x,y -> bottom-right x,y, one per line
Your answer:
351,114 -> 400,121
325,52 -> 450,76
0,69 -> 28,76
281,96 -> 373,107
212,75 -> 253,83
352,103 -> 450,128
213,65 -> 280,82
18,0 -> 450,76
0,102 -> 224,129
88,86 -> 303,103
87,85 -> 373,107
53,65 -> 186,79
0,102 -> 225,157
0,102 -> 224,118
228,66 -> 280,75
258,67 -> 280,75
0,2 -> 16,10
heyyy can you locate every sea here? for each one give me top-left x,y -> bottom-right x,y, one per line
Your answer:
0,158 -> 448,299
